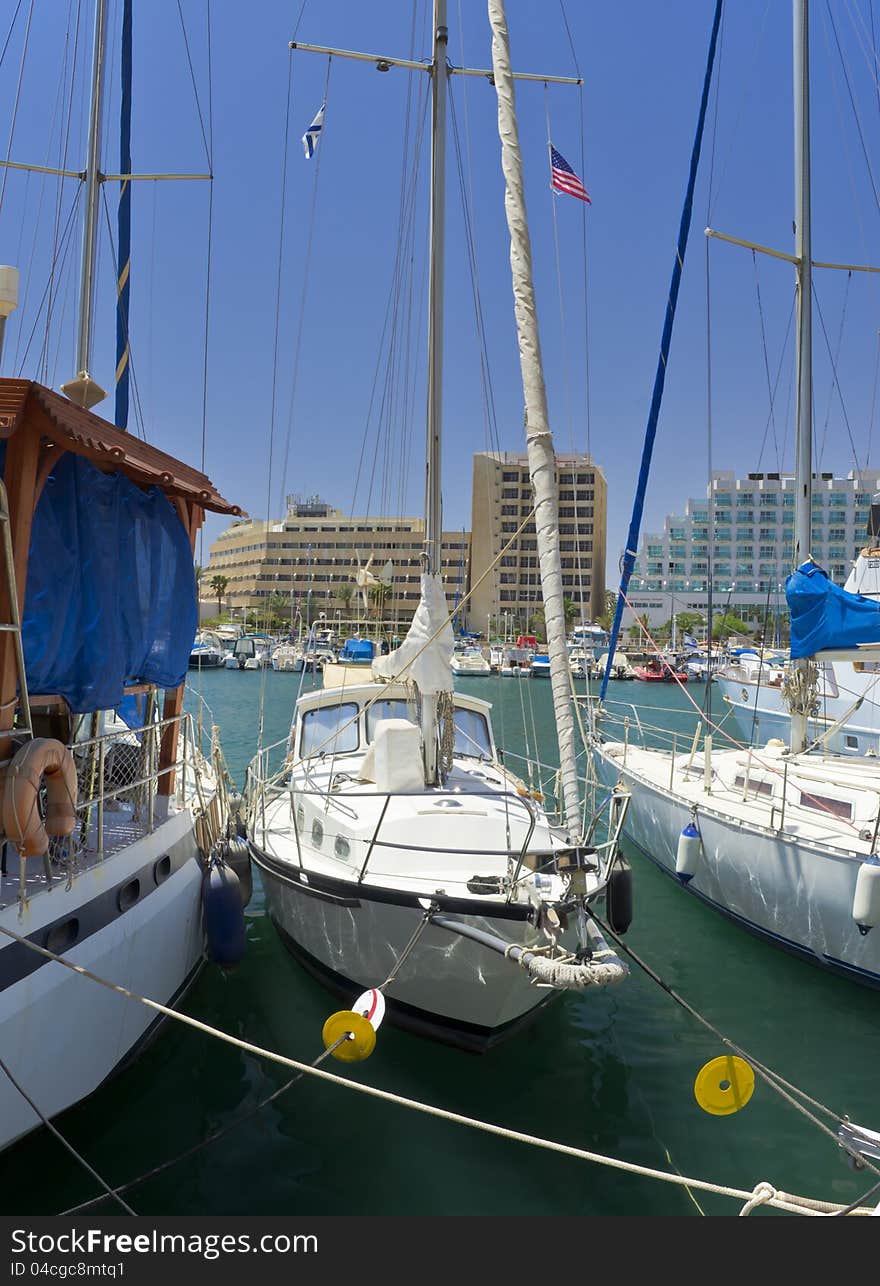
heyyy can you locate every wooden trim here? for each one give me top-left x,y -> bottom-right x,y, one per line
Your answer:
157,686 -> 184,797
0,424 -> 40,752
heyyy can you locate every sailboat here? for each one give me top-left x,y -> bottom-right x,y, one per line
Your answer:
593,0 -> 880,989
0,1 -> 243,1150
245,0 -> 633,1052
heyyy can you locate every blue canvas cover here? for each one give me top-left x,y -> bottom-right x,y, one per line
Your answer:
787,561 -> 880,659
22,453 -> 198,712
339,638 -> 374,662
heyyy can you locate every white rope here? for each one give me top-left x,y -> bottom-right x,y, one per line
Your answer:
739,1181 -> 777,1216
0,919 -> 867,1216
518,950 -> 628,989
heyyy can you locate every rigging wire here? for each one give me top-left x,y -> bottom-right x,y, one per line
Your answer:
813,275 -> 864,477
824,0 -> 880,216
753,288 -> 796,475
276,54 -> 333,522
0,0 -> 34,216
816,271 -> 852,472
174,0 -> 212,173
0,0 -> 24,74
750,251 -> 784,475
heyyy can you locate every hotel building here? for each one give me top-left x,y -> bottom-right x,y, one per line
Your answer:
469,451 -> 607,634
206,495 -> 469,629
627,469 -> 880,629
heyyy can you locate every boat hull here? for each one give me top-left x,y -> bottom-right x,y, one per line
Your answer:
592,741 -> 880,988
0,810 -> 205,1151
254,849 -> 561,1051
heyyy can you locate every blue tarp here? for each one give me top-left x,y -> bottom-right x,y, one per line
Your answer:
339,638 -> 374,662
22,453 -> 197,712
787,561 -> 880,659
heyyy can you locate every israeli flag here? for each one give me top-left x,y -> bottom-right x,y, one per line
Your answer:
682,633 -> 699,650
302,103 -> 325,159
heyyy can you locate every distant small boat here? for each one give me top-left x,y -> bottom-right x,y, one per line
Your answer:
500,647 -> 531,677
451,645 -> 491,676
632,658 -> 688,683
189,630 -> 224,668
530,653 -> 551,678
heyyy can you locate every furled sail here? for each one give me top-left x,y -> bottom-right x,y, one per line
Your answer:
371,572 -> 454,695
488,0 -> 579,833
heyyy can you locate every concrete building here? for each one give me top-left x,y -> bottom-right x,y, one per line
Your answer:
206,495 -> 469,631
469,452 -> 607,636
628,469 -> 880,630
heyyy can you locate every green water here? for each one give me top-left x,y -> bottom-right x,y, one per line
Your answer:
3,671 -> 879,1216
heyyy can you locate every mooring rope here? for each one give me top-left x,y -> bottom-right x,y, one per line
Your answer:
0,919 -> 871,1216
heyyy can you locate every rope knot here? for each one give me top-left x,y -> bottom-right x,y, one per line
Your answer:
739,1181 -> 777,1216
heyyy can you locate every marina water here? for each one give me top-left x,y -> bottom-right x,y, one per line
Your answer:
3,672 -> 878,1215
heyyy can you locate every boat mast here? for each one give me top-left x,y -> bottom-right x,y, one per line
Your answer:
419,0 -> 449,786
487,0 -> 580,834
790,0 -> 813,754
61,0 -> 109,411
424,0 -> 447,577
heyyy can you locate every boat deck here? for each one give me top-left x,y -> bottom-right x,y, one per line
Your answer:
598,739 -> 878,856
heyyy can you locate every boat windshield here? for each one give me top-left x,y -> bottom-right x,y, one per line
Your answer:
300,702 -> 360,757
365,698 -> 491,758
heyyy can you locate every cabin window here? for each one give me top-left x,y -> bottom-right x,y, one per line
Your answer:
300,703 -> 359,758
453,709 -> 491,758
798,791 -> 853,821
733,774 -> 774,798
366,699 -> 416,741
845,735 -> 858,750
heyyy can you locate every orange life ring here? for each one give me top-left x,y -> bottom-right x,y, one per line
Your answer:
3,738 -> 78,857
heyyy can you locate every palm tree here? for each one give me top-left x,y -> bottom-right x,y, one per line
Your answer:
194,562 -> 204,595
210,573 -> 229,615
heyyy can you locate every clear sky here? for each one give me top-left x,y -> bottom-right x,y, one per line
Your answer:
2,1 -> 879,584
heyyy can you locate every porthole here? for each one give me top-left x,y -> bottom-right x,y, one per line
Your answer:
45,917 -> 79,955
153,855 -> 172,885
118,878 -> 141,912
311,818 -> 324,846
334,835 -> 350,858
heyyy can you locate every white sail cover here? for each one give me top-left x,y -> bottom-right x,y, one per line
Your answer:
371,573 -> 454,696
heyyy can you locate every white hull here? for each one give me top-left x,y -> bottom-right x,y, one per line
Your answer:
715,671 -> 880,757
256,855 -> 559,1049
0,808 -> 205,1150
592,739 -> 880,987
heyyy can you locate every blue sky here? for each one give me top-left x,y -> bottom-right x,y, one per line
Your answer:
2,1 -> 879,581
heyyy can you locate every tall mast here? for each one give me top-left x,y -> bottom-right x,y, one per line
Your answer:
487,0 -> 580,834
62,0 -> 109,410
424,0 -> 448,576
790,0 -> 813,753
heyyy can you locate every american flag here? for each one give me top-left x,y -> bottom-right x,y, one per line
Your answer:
549,145 -> 591,204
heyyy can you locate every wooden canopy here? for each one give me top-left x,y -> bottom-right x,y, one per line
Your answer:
0,377 -> 243,785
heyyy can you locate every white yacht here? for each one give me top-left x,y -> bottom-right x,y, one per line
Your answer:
450,645 -> 491,676
245,2 -> 632,1052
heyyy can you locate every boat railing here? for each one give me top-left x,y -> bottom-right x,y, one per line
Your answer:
585,695 -> 740,762
249,778 -> 626,891
42,710 -> 219,872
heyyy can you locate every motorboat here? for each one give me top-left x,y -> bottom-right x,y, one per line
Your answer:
500,646 -> 532,677
632,657 -> 688,683
450,645 -> 491,676
189,630 -> 225,669
530,653 -> 551,678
